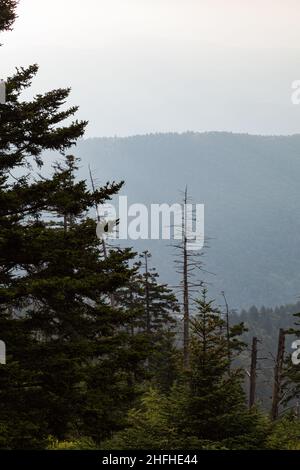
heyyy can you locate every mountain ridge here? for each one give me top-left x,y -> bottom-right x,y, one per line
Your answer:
75,131 -> 300,310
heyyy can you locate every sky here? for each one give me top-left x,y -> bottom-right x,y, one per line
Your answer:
1,0 -> 300,137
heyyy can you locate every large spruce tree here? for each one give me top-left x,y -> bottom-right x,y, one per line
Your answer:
0,17 -> 87,444
0,5 -> 143,447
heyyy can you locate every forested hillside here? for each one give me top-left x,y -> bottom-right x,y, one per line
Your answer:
77,132 -> 300,309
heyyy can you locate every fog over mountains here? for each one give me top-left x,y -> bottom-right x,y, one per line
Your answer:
75,132 -> 300,310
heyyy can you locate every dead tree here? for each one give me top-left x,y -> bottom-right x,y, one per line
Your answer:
182,193 -> 189,367
173,187 -> 204,368
249,336 -> 258,408
89,165 -> 115,307
89,166 -> 108,257
221,291 -> 231,372
271,328 -> 286,420
141,251 -> 151,334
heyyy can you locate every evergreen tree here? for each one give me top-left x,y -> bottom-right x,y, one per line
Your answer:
0,56 -> 87,447
168,289 -> 267,449
118,251 -> 179,391
0,150 -> 148,447
102,388 -> 179,450
0,14 -> 143,444
0,5 -> 167,447
0,0 -> 18,33
104,289 -> 268,450
0,0 -> 276,451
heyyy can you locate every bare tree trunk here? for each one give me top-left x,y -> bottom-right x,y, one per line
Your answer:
144,251 -> 151,334
63,213 -> 68,234
173,187 -> 203,369
222,291 -> 231,372
271,328 -> 285,421
183,188 -> 190,368
89,165 -> 115,307
249,336 -> 258,409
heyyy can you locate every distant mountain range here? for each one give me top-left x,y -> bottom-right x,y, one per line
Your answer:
75,132 -> 300,310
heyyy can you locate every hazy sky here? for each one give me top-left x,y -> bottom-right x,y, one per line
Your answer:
1,0 -> 300,137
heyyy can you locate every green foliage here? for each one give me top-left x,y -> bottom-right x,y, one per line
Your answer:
0,57 -> 87,447
117,251 -> 179,392
0,50 -> 143,446
0,0 -> 18,34
47,436 -> 97,451
102,384 -> 268,450
267,415 -> 300,450
0,153 -> 146,445
102,388 -> 177,450
1,1 -> 299,452
103,291 -> 269,450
